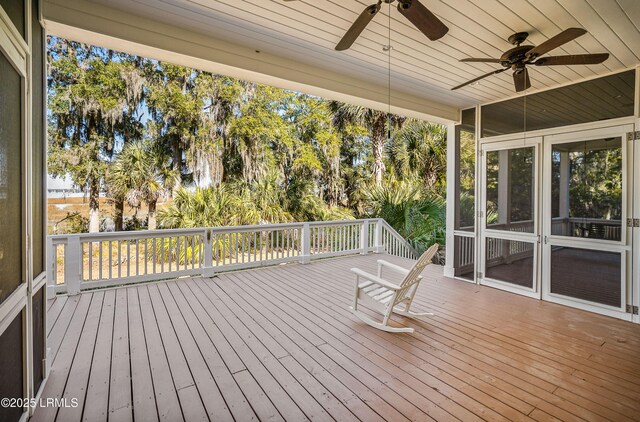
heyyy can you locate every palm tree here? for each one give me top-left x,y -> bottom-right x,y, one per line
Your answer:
107,142 -> 174,230
158,185 -> 240,228
390,119 -> 447,187
330,102 -> 404,186
365,179 -> 445,252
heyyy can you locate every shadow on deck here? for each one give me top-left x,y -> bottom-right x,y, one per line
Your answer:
34,254 -> 640,422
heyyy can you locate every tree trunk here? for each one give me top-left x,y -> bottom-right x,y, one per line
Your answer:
372,116 -> 387,186
88,178 -> 100,233
114,197 -> 124,231
148,200 -> 158,231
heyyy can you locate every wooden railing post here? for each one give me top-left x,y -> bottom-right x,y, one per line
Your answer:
203,229 -> 216,277
65,235 -> 82,295
301,223 -> 311,264
374,219 -> 384,253
360,220 -> 369,255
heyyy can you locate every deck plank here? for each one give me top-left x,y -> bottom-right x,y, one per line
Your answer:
185,279 -> 308,422
147,284 -> 208,422
56,291 -> 104,422
156,282 -> 233,422
46,295 -> 67,335
137,285 -> 183,422
35,254 -> 640,422
165,281 -> 257,422
32,293 -> 92,422
82,290 -> 115,422
220,272 -> 388,422
109,288 -> 133,422
198,280 -> 330,421
127,287 -> 159,422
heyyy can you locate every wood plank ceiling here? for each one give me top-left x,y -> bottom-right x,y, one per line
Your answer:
82,0 -> 639,109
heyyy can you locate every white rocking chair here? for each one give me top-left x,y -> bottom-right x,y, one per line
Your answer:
350,244 -> 439,333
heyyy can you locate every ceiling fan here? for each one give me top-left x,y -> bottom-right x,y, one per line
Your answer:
452,28 -> 609,92
284,0 -> 449,51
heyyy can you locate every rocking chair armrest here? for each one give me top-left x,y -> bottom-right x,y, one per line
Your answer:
350,268 -> 401,290
377,259 -> 410,276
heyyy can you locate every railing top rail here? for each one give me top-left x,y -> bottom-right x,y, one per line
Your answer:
48,226 -> 207,242
47,218 -> 383,241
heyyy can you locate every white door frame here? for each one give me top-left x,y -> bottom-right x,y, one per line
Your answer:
479,137 -> 542,299
541,124 -> 633,320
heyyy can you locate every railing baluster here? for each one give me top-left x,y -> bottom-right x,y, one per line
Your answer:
126,239 -> 130,277
98,241 -> 103,280
88,241 -> 92,282
135,239 -> 139,276
242,232 -> 246,264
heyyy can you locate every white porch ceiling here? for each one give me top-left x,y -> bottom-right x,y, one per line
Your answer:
43,0 -> 640,122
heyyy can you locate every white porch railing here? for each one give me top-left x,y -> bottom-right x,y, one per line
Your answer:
47,218 -> 418,295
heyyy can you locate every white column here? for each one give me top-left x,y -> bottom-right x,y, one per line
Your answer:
444,121 -> 457,278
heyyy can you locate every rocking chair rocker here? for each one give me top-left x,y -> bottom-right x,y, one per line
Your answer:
350,244 -> 439,333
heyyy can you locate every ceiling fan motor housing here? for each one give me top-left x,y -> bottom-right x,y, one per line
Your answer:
501,45 -> 535,66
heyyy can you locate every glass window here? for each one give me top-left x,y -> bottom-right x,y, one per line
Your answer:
550,247 -> 621,307
486,147 -> 535,233
0,50 -> 23,305
485,237 -> 534,288
550,138 -> 622,241
481,71 -> 635,137
456,128 -> 475,230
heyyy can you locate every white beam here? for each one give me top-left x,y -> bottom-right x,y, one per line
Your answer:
42,0 -> 459,124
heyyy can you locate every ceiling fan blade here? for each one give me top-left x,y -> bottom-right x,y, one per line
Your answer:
534,53 -> 609,66
526,28 -> 587,59
451,68 -> 508,90
460,58 -> 505,63
397,0 -> 448,41
513,68 -> 531,92
335,3 -> 381,51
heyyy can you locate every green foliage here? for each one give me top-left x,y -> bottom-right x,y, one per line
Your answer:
48,36 -> 449,245
389,119 -> 447,187
363,179 -> 445,252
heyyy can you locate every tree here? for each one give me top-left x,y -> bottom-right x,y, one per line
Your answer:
389,120 -> 447,187
364,179 -> 445,252
330,103 -> 403,186
48,38 -> 143,232
107,142 -> 175,230
47,37 -> 449,245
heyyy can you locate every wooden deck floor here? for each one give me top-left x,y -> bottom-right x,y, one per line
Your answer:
33,254 -> 640,422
